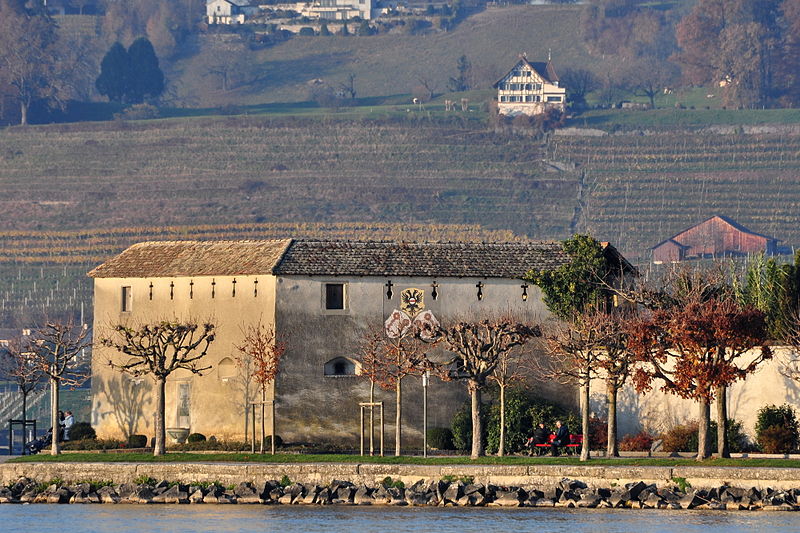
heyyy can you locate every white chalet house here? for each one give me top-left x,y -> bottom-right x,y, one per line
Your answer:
494,57 -> 566,117
207,0 -> 258,24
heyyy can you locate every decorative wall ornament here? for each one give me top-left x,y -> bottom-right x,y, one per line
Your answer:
384,308 -> 440,339
400,287 -> 424,318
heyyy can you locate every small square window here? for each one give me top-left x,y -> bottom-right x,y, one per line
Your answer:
121,286 -> 132,312
325,283 -> 345,310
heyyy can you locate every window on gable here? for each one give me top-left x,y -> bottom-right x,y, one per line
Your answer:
325,283 -> 346,310
121,286 -> 132,312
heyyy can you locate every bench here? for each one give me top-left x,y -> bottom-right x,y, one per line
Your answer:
530,433 -> 583,456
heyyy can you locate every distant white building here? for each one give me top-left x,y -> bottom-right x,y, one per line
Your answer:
207,0 -> 259,24
494,56 -> 566,117
307,0 -> 376,20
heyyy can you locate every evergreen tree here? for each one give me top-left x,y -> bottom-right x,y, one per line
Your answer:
319,22 -> 331,36
95,42 -> 130,103
127,37 -> 164,104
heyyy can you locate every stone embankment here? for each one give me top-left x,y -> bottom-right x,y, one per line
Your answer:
2,475 -> 800,511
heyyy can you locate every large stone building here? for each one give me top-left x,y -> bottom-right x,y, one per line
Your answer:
89,239 -> 632,448
494,57 -> 566,117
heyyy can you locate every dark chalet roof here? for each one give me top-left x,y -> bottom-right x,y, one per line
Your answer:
88,239 -> 580,279
493,58 -> 560,88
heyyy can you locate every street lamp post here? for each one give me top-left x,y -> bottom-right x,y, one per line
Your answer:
422,370 -> 429,458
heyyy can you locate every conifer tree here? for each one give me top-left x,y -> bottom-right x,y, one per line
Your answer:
127,37 -> 164,103
95,42 -> 131,103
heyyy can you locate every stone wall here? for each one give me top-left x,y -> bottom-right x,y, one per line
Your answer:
5,461 -> 800,491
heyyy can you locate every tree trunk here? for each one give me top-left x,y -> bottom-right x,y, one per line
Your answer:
498,383 -> 506,457
606,381 -> 619,458
153,377 -> 166,456
470,382 -> 484,459
580,382 -> 590,461
696,398 -> 711,461
50,377 -> 60,455
395,378 -> 402,456
260,386 -> 266,454
715,385 -> 730,458
20,101 -> 28,126
21,390 -> 28,422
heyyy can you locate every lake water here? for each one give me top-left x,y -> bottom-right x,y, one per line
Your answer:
1,506 -> 799,533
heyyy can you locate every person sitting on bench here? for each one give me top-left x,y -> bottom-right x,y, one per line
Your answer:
551,420 -> 570,456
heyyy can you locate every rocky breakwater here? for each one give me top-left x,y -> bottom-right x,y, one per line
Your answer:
1,476 -> 799,511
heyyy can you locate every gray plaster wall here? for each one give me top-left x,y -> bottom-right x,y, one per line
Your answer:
274,275 -> 570,448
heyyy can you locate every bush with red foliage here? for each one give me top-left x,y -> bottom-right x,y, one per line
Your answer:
619,431 -> 655,452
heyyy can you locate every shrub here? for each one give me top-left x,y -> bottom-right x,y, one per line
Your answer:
450,405 -> 473,451
661,422 -> 698,453
187,433 -> 206,443
588,416 -> 607,450
427,427 -> 454,450
68,422 -> 96,441
114,103 -> 159,120
486,388 -> 533,454
619,431 -> 655,452
128,434 -> 148,448
298,27 -> 315,36
756,404 -> 799,453
758,426 -> 797,453
660,419 -> 749,453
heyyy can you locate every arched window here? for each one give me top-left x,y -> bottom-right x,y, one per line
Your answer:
323,356 -> 360,377
218,357 -> 236,382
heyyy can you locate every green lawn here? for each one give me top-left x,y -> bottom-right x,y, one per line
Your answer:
8,452 -> 800,468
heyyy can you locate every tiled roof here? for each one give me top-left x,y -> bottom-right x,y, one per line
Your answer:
88,239 -> 571,279
88,240 -> 292,278
274,240 -> 569,277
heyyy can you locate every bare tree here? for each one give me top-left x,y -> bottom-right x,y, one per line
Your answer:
488,343 -> 530,457
539,311 -> 609,461
235,319 -> 285,454
438,319 -> 539,459
0,335 -> 43,422
339,73 -> 357,100
28,321 -> 91,455
359,323 -> 434,456
101,319 -> 216,456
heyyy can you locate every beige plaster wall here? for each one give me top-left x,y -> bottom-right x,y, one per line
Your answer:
274,275 -> 569,447
590,347 -> 799,440
91,274 -> 277,442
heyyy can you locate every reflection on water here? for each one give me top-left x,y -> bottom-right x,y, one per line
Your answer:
1,505 -> 798,533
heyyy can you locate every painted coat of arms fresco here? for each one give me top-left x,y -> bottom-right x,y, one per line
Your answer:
385,288 -> 440,339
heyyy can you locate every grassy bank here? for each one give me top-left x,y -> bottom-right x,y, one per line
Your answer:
9,452 -> 800,468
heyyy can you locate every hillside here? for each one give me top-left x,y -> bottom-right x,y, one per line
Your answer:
3,113 -> 800,326
172,5 -> 598,107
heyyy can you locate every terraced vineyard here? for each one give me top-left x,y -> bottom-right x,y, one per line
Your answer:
548,132 -> 800,262
4,116 -> 800,325
0,118 -> 579,237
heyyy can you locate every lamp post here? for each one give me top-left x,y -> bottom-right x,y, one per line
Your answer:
422,370 -> 429,458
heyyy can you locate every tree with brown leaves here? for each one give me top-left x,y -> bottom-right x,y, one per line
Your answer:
0,335 -> 43,423
629,298 -> 770,460
438,319 -> 539,459
235,319 -> 285,454
101,320 -> 215,456
28,321 -> 91,455
359,324 -> 434,456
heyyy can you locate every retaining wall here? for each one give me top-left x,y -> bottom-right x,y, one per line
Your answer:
4,462 -> 800,491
